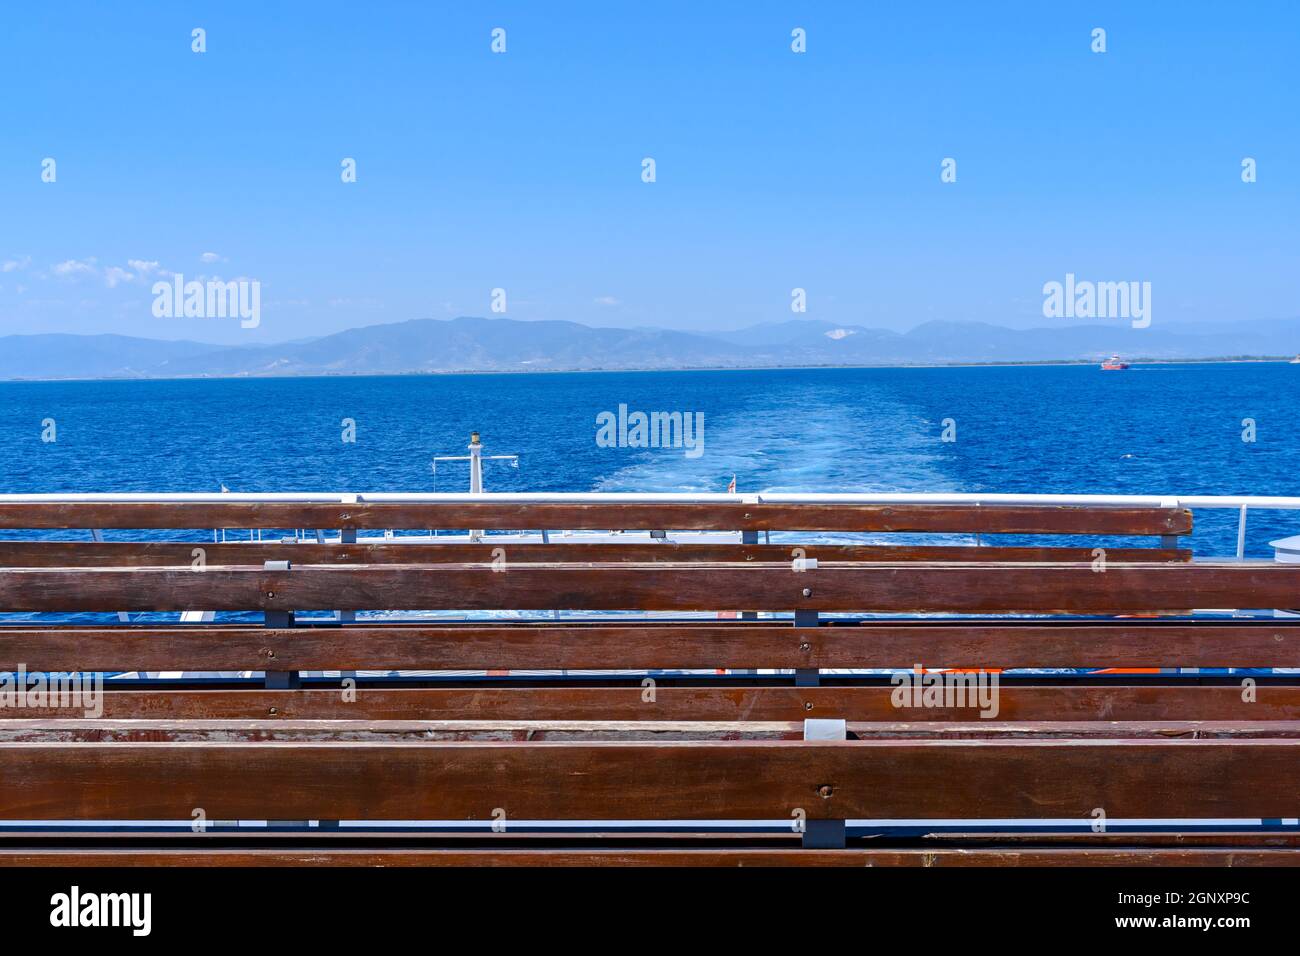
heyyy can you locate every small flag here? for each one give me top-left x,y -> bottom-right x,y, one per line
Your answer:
726,474 -> 736,494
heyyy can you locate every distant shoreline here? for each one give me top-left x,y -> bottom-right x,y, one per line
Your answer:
2,355 -> 1297,384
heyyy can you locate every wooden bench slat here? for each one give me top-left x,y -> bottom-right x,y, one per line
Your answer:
0,561 -> 1292,613
2,739 -> 1298,820
4,621 -> 1299,670
0,684 -> 1291,722
935,831 -> 1300,846
0,541 -> 1190,567
0,501 -> 1194,534
2,719 -> 1297,742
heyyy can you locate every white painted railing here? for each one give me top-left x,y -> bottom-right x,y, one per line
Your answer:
2,491 -> 1300,508
2,494 -> 1300,509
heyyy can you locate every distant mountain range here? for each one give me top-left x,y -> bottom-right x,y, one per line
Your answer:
2,316 -> 1299,380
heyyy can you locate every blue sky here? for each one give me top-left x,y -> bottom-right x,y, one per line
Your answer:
1,1 -> 1296,344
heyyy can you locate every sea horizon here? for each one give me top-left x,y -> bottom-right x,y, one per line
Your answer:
5,354 -> 1300,385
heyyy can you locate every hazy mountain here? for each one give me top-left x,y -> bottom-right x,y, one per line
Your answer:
0,333 -> 235,380
710,318 -> 1300,365
143,318 -> 747,377
1,316 -> 1298,380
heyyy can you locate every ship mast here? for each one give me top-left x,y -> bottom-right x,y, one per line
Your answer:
432,432 -> 519,541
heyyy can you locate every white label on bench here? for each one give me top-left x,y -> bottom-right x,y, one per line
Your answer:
803,718 -> 847,741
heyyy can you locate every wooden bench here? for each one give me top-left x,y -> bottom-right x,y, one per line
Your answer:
2,497 -> 1299,866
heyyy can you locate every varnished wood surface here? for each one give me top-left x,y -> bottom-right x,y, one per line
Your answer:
0,718 -> 1296,742
2,738 -> 1298,820
0,501 -> 1195,534
0,540 -> 1189,568
0,561 -> 1291,612
4,620 -> 1299,670
0,682 -> 1290,722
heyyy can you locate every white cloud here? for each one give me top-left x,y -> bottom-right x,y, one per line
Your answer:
127,259 -> 163,276
103,266 -> 135,288
594,295 -> 621,306
42,256 -> 177,288
199,251 -> 225,263
50,257 -> 98,278
2,255 -> 31,273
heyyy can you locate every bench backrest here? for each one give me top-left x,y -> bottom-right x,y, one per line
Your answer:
2,498 -> 1297,860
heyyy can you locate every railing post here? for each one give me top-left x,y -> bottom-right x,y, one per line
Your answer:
1237,505 -> 1249,561
338,528 -> 357,624
802,718 -> 847,849
794,608 -> 819,686
740,530 -> 760,632
1160,496 -> 1181,551
262,560 -> 309,829
263,560 -> 299,689
89,529 -> 130,623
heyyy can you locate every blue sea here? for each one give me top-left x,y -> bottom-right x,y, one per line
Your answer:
2,361 -> 1299,556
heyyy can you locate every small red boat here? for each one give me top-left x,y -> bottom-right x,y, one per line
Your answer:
1100,354 -> 1129,370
